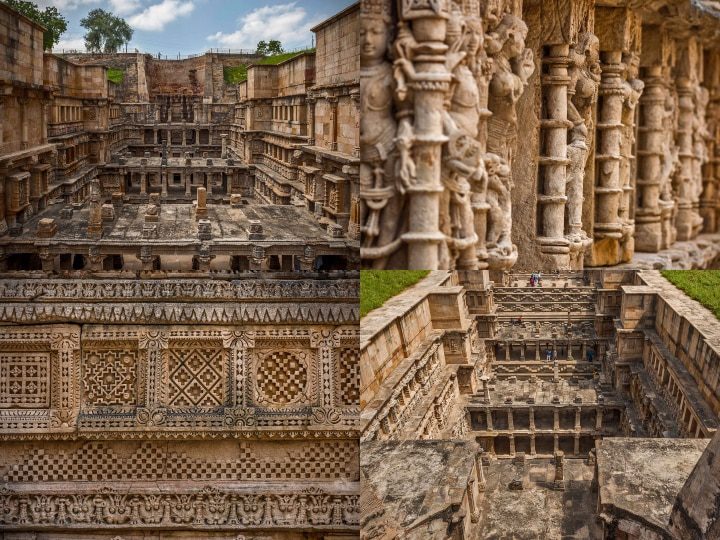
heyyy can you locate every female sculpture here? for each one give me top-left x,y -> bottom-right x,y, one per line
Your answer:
359,4 -> 412,267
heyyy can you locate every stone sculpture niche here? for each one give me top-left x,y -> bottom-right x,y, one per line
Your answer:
566,32 -> 600,255
360,0 -> 534,270
360,0 -> 720,271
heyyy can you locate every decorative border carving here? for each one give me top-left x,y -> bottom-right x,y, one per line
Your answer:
0,486 -> 359,530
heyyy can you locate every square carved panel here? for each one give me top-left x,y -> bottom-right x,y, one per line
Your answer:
252,349 -> 316,407
167,346 -> 226,407
0,353 -> 51,408
83,348 -> 139,406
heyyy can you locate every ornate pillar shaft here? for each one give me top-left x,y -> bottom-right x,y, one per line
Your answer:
592,51 -> 625,263
537,44 -> 571,266
701,53 -> 720,233
635,65 -> 665,251
307,98 -> 316,145
675,78 -> 697,240
401,5 -> 451,270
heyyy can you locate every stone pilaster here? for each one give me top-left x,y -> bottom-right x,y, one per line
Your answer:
635,62 -> 666,251
399,1 -> 451,270
537,44 -> 572,268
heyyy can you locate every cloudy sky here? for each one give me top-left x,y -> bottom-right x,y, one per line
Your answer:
36,0 -> 353,56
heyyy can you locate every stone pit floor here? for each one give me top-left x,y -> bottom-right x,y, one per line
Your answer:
475,458 -> 602,539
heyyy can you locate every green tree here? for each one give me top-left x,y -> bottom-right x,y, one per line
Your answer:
80,9 -> 133,53
3,0 -> 67,50
267,40 -> 283,55
255,40 -> 268,55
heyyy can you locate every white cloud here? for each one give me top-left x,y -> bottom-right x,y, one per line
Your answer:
128,0 -> 194,31
35,0 -> 99,10
35,0 -> 139,16
109,0 -> 142,15
207,2 -> 320,50
53,35 -> 86,52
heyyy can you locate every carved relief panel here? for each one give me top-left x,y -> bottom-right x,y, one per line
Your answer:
0,325 -> 80,431
0,324 -> 359,433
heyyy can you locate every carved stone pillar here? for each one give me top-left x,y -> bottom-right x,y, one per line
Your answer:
299,245 -> 315,272
88,180 -> 103,240
87,245 -> 104,272
674,38 -> 705,240
138,245 -> 155,272
618,51 -> 643,262
327,96 -> 338,151
227,170 -> 234,196
221,134 -> 228,158
591,50 -> 625,265
249,245 -> 267,271
635,61 -> 666,251
0,174 -> 7,237
303,96 -> 314,145
38,247 -> 55,273
675,76 -> 698,240
701,52 -> 720,233
140,172 -> 147,195
537,44 -> 571,268
400,1 -> 451,270
161,170 -> 168,197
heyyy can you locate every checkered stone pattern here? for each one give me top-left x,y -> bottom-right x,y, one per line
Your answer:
0,353 -> 50,408
2,442 -> 166,482
83,349 -> 138,406
255,350 -> 310,405
166,441 -> 356,480
168,347 -> 226,407
2,441 -> 356,482
336,347 -> 359,406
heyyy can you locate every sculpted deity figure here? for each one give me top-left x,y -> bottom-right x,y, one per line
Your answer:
359,3 -> 414,267
660,90 -> 680,210
481,13 -> 533,267
439,10 -> 487,269
619,53 -> 644,251
486,14 -> 534,167
566,32 -> 601,246
484,152 -> 513,262
692,86 -> 711,205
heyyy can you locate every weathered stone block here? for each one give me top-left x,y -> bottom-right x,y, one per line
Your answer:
36,218 -> 57,238
101,204 -> 115,222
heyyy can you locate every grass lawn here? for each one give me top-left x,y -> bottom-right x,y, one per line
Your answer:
223,50 -> 315,85
223,65 -> 247,84
661,270 -> 720,320
360,270 -> 430,318
256,48 -> 315,66
107,67 -> 124,84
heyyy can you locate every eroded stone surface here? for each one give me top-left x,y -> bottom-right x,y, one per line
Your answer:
360,269 -> 720,538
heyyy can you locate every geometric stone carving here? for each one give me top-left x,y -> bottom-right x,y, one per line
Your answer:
1,440 -> 358,483
254,350 -> 312,406
167,345 -> 226,407
83,348 -> 138,406
336,347 -> 360,407
0,352 -> 51,408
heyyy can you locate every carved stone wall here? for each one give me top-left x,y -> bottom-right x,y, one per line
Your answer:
359,0 -> 720,271
0,278 -> 360,537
